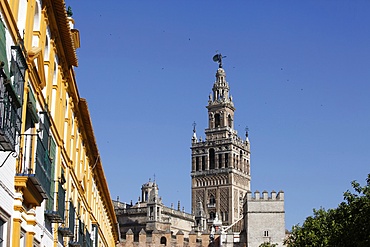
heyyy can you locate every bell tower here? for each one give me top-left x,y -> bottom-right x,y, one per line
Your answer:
191,55 -> 251,229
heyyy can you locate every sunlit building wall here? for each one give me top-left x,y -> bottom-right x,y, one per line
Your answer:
0,0 -> 119,246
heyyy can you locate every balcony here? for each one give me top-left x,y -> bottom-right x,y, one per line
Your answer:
15,134 -> 52,207
14,174 -> 48,207
26,89 -> 38,123
86,230 -> 92,247
0,77 -> 21,152
45,182 -> 65,223
0,45 -> 27,151
68,218 -> 85,247
59,201 -> 75,237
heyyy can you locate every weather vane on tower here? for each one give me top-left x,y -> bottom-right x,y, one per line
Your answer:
213,52 -> 227,68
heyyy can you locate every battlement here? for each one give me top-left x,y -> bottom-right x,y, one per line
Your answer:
246,190 -> 284,201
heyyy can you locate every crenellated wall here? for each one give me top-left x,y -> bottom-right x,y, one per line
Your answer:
244,190 -> 285,247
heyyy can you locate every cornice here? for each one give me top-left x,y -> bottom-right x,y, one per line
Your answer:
78,98 -> 119,242
43,0 -> 78,67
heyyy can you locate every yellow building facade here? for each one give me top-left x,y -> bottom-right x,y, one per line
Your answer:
0,0 -> 119,246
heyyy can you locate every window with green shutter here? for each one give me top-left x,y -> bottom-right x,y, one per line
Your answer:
0,18 -> 9,76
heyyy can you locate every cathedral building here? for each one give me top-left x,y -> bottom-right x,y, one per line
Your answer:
114,180 -> 195,246
115,56 -> 286,247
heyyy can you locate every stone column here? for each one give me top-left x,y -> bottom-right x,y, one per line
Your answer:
215,153 -> 219,169
205,155 -> 209,171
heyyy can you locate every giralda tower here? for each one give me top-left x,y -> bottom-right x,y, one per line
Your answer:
191,55 -> 250,228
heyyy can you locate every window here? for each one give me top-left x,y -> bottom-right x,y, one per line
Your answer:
20,229 -> 26,247
209,195 -> 216,205
0,210 -> 10,247
215,113 -> 220,128
218,154 -> 222,168
225,153 -> 229,168
201,156 -> 205,171
35,112 -> 53,202
160,236 -> 167,246
0,218 -> 4,247
0,23 -> 26,151
209,149 -> 215,169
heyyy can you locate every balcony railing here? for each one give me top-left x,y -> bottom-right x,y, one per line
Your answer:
0,77 -> 21,152
0,45 -> 27,151
14,133 -> 50,206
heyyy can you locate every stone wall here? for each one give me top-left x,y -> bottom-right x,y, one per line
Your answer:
244,191 -> 285,247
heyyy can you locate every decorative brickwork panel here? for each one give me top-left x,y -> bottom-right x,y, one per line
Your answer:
239,191 -> 244,218
195,189 -> 204,206
208,189 -> 216,202
220,187 -> 229,212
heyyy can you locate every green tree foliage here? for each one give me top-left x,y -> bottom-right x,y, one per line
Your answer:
285,174 -> 370,247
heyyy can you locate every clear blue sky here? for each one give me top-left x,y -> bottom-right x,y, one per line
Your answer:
65,1 -> 370,229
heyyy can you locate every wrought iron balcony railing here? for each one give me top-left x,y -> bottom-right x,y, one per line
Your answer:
0,76 -> 21,152
15,133 -> 51,206
0,45 -> 27,151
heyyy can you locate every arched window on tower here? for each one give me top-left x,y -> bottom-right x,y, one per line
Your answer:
202,156 -> 205,170
209,195 -> 216,206
225,153 -> 229,168
196,156 -> 199,171
215,113 -> 221,128
160,237 -> 167,246
210,212 -> 216,220
218,153 -> 222,168
209,148 -> 215,169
